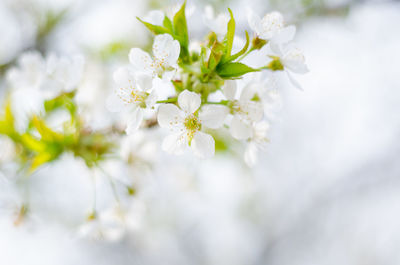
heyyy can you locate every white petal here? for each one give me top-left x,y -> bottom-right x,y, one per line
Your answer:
191,131 -> 215,159
135,72 -> 153,91
247,8 -> 261,35
272,25 -> 296,44
125,107 -> 143,135
222,80 -> 237,100
113,67 -> 133,87
162,69 -> 176,81
286,71 -> 304,91
157,104 -> 183,129
244,142 -> 258,167
145,90 -> 157,108
239,100 -> 264,122
199,105 -> 228,129
143,10 -> 164,26
230,115 -> 253,140
153,77 -> 175,99
129,48 -> 153,73
240,83 -> 258,102
162,132 -> 187,155
178,90 -> 201,114
153,34 -> 180,67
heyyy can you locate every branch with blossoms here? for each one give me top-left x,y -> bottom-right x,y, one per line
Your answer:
109,2 -> 308,165
0,1 -> 308,229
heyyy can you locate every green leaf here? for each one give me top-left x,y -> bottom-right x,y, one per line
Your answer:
137,17 -> 170,35
208,41 -> 224,71
163,16 -> 174,32
173,2 -> 189,49
223,31 -> 250,63
32,116 -> 64,142
0,101 -> 15,135
30,152 -> 53,172
20,134 -> 47,153
221,9 -> 235,62
44,92 -> 76,115
217,62 -> 259,78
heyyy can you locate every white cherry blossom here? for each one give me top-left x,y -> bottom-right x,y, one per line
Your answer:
247,10 -> 296,45
223,80 -> 264,140
244,121 -> 269,167
157,90 -> 228,158
5,51 -> 84,132
128,34 -> 180,79
270,43 -> 309,90
109,67 -> 158,134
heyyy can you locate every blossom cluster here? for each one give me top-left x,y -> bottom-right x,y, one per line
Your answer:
109,3 -> 308,166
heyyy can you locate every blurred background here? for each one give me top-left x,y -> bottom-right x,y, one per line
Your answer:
1,0 -> 400,264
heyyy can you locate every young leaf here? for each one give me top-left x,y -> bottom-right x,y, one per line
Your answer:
20,134 -> 47,153
173,2 -> 189,49
221,9 -> 235,61
30,151 -> 53,172
217,62 -> 259,78
32,116 -> 64,142
208,41 -> 224,71
137,18 -> 170,35
163,16 -> 174,32
223,31 -> 250,63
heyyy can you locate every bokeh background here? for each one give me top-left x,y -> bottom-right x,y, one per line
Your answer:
1,0 -> 400,264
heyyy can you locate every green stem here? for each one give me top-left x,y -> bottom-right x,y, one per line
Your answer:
205,100 -> 229,106
156,97 -> 178,104
237,47 -> 255,62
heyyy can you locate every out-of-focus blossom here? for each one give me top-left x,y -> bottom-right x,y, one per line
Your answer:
244,121 -> 269,167
223,80 -> 264,140
203,5 -> 230,36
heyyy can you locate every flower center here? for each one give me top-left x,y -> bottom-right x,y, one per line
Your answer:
184,114 -> 201,141
285,48 -> 305,64
118,84 -> 147,107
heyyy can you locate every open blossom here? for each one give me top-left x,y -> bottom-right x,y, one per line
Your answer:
244,121 -> 269,167
157,90 -> 228,158
247,10 -> 296,45
110,67 -> 158,134
223,80 -> 264,140
129,34 -> 180,79
43,53 -> 84,96
270,43 -> 309,90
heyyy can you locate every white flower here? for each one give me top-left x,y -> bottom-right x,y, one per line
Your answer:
157,90 -> 228,158
244,121 -> 269,167
247,10 -> 296,45
42,53 -> 84,96
128,34 -> 180,79
223,80 -> 264,140
5,51 -> 84,132
109,67 -> 158,134
270,43 -> 309,90
6,51 -> 46,91
203,5 -> 230,36
78,208 -> 129,242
